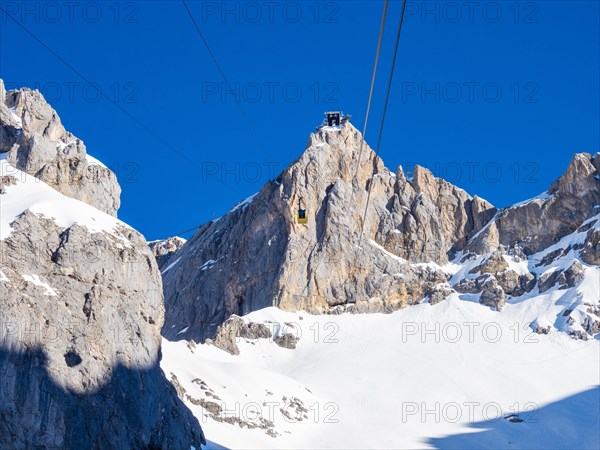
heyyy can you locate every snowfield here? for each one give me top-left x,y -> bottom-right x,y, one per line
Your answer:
0,155 -> 128,241
162,294 -> 600,449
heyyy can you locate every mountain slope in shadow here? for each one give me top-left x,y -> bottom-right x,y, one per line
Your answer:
427,386 -> 600,450
0,344 -> 205,449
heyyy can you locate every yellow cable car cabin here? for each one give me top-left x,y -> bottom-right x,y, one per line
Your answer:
297,198 -> 308,224
297,209 -> 307,224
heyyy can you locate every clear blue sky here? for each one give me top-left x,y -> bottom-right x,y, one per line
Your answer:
1,1 -> 598,240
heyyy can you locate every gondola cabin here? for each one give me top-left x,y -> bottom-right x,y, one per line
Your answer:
297,208 -> 307,224
297,197 -> 308,224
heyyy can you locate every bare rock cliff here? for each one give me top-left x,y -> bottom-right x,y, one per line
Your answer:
468,152 -> 600,255
0,79 -> 120,216
0,82 -> 204,448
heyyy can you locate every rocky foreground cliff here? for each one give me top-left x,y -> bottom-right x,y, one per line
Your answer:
0,80 -> 204,448
160,122 -> 600,344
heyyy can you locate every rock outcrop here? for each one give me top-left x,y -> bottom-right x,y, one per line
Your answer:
207,315 -> 300,354
0,85 -> 204,448
0,79 -> 120,216
149,236 -> 187,271
379,165 -> 496,263
427,283 -> 455,305
479,277 -> 506,311
581,227 -> 600,265
464,251 -> 535,298
538,261 -> 585,293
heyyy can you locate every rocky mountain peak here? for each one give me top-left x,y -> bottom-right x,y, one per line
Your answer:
162,122 -> 497,341
468,151 -> 600,255
548,152 -> 598,197
5,83 -> 66,141
0,79 -> 120,216
157,117 -> 599,344
294,122 -> 386,195
411,164 -> 437,197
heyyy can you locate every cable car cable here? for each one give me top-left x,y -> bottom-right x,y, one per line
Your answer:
293,1 -> 392,299
181,0 -> 272,160
346,0 -> 388,268
0,4 -> 205,173
351,0 -> 389,183
357,0 -> 408,247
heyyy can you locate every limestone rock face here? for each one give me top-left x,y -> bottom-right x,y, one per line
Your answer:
380,165 -> 496,263
162,123 -> 493,342
210,316 -> 247,355
274,333 -> 299,349
465,251 -> 535,298
149,236 -> 187,271
479,278 -> 506,311
468,153 -> 600,255
538,260 -> 585,293
583,314 -> 600,336
427,284 -> 454,306
563,260 -> 585,287
0,86 -> 204,447
0,79 -> 121,216
0,214 -> 203,448
469,250 -> 508,275
581,228 -> 600,265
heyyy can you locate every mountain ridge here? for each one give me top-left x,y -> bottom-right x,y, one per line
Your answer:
159,121 -> 600,344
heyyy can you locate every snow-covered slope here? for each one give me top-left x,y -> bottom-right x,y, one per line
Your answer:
0,154 -> 127,241
162,296 -> 599,449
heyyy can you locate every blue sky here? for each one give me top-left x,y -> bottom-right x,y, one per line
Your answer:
1,1 -> 598,240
